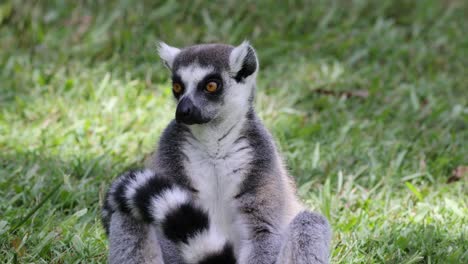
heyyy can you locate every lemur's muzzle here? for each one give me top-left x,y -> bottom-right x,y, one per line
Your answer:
175,97 -> 207,125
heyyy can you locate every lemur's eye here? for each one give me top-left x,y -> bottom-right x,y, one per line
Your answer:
173,83 -> 183,94
205,81 -> 218,93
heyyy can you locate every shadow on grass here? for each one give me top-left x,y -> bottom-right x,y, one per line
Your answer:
0,149 -> 143,235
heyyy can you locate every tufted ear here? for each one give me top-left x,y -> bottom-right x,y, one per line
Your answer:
229,41 -> 258,82
157,42 -> 181,70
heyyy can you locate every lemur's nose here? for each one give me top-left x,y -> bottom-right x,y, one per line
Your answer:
178,98 -> 192,115
176,97 -> 205,125
176,97 -> 192,120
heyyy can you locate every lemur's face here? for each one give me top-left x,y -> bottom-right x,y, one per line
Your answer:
158,42 -> 258,125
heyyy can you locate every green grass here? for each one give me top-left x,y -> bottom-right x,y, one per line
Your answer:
1,0 -> 467,263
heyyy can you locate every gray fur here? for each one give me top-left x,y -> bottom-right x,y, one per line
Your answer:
158,230 -> 186,264
277,211 -> 332,264
108,212 -> 163,264
152,121 -> 192,187
172,44 -> 234,72
104,42 -> 331,264
109,211 -> 186,264
107,210 -> 330,264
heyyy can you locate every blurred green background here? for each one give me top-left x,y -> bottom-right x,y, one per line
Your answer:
0,0 -> 467,263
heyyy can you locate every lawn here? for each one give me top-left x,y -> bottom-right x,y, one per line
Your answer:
0,0 -> 467,263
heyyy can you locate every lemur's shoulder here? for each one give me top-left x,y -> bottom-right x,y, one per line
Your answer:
240,110 -> 303,213
149,120 -> 191,186
243,109 -> 277,158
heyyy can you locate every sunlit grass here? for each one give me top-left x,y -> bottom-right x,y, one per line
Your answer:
1,0 -> 467,263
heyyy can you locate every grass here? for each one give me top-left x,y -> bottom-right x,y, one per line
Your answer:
0,0 -> 467,263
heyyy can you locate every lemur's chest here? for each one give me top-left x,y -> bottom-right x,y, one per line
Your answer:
182,137 -> 252,204
182,136 -> 252,236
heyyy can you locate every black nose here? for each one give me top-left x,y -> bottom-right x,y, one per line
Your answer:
176,97 -> 192,119
175,97 -> 206,125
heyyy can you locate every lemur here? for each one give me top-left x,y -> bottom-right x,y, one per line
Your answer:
102,41 -> 331,264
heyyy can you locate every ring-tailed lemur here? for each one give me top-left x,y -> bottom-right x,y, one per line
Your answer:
102,41 -> 331,264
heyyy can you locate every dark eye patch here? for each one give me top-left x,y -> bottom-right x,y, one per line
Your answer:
171,74 -> 185,99
196,73 -> 223,100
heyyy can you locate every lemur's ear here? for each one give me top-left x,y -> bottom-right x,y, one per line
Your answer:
229,41 -> 258,82
158,42 -> 181,70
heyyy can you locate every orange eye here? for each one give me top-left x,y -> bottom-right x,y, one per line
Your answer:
173,83 -> 183,94
205,81 -> 218,93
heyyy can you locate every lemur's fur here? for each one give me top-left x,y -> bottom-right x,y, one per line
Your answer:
102,42 -> 331,264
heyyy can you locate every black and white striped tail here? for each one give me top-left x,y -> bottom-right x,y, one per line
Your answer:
103,169 -> 237,264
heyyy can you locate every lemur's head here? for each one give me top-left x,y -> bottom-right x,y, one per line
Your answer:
158,42 -> 258,125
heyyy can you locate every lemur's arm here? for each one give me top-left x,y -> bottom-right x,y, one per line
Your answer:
103,169 -> 236,264
236,188 -> 284,264
238,191 -> 331,264
106,211 -> 166,264
236,174 -> 331,264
